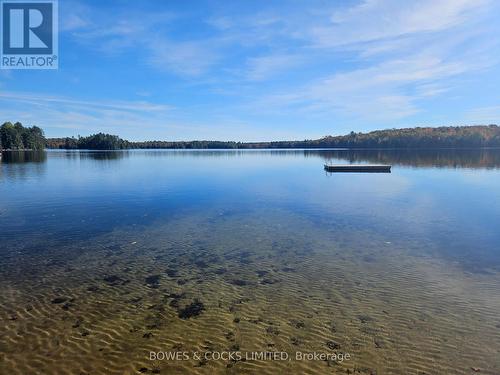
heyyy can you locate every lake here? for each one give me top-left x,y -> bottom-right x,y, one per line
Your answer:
1,149 -> 500,374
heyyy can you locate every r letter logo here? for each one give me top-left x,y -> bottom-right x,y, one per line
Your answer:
1,0 -> 58,69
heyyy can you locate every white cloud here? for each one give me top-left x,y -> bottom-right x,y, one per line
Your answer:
245,54 -> 304,81
249,51 -> 476,121
240,0 -> 499,124
0,92 -> 172,112
66,7 -> 218,77
0,92 -> 175,138
61,14 -> 89,32
59,0 -> 91,32
311,0 -> 489,48
415,83 -> 450,98
148,38 -> 219,77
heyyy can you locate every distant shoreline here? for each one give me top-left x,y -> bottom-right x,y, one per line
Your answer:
3,122 -> 500,151
4,146 -> 500,153
3,146 -> 500,153
45,125 -> 500,150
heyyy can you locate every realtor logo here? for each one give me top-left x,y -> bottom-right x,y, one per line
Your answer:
1,0 -> 58,69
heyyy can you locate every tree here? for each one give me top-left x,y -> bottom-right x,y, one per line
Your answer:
0,122 -> 46,150
76,133 -> 129,150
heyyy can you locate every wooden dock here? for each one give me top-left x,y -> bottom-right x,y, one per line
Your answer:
324,164 -> 391,173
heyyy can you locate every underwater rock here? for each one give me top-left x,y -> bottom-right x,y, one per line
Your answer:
87,285 -> 99,292
178,300 -> 205,319
145,274 -> 161,288
169,299 -> 180,309
229,279 -> 248,286
374,337 -> 385,348
326,340 -> 341,350
249,318 -> 263,324
329,321 -> 337,332
51,297 -> 67,304
166,269 -> 178,277
266,326 -> 280,335
289,319 -> 305,329
358,314 -> 374,324
103,275 -> 122,285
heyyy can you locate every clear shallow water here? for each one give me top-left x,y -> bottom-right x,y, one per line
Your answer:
1,149 -> 500,374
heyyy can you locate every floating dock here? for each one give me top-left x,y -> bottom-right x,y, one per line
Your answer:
324,164 -> 391,173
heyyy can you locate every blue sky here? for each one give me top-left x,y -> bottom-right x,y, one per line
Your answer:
1,0 -> 500,141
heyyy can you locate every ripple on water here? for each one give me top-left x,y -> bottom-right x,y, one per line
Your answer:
1,209 -> 500,375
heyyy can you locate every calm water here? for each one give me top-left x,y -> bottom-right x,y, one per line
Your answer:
1,149 -> 500,374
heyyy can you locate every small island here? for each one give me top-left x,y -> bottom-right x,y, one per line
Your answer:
0,122 -> 46,150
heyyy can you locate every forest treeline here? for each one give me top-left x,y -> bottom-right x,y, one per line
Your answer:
303,125 -> 500,148
3,122 -> 499,150
46,133 -> 130,150
0,122 -> 46,150
44,125 -> 500,150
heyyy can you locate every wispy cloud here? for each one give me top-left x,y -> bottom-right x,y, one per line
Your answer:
0,92 -> 171,112
63,4 -> 216,76
148,38 -> 220,77
310,0 -> 489,48
0,91 -> 174,139
245,54 -> 305,81
237,0 -> 499,124
59,0 -> 90,31
249,49 -> 483,121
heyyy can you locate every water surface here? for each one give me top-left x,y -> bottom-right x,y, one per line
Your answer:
1,149 -> 499,374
